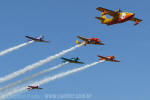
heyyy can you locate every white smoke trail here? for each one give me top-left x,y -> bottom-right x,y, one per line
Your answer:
0,41 -> 34,56
0,62 -> 69,92
0,43 -> 84,83
0,60 -> 104,99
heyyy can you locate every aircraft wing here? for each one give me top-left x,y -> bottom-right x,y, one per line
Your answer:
42,40 -> 49,43
75,61 -> 84,64
97,55 -> 105,58
113,60 -> 120,62
28,86 -> 34,88
25,36 -> 37,40
130,18 -> 142,22
96,42 -> 104,45
77,36 -> 88,41
68,60 -> 84,64
61,57 -> 73,62
96,7 -> 116,16
130,17 -> 142,25
37,88 -> 43,89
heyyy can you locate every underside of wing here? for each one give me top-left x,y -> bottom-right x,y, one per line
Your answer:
96,7 -> 116,16
42,40 -> 49,43
113,60 -> 120,62
130,17 -> 142,25
96,42 -> 104,45
77,61 -> 84,64
38,88 -> 43,89
130,17 -> 142,22
77,36 -> 88,41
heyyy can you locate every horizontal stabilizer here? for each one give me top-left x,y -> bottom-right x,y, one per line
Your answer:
95,17 -> 105,20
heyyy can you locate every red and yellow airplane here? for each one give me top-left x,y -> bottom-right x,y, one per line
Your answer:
98,55 -> 120,62
96,7 -> 142,25
76,36 -> 104,46
27,85 -> 42,90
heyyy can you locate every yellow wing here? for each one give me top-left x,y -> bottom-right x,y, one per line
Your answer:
96,7 -> 117,16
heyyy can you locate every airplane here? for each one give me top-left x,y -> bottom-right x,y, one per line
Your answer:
96,7 -> 142,25
76,36 -> 104,46
61,57 -> 84,64
27,85 -> 42,90
98,55 -> 120,62
25,35 -> 49,43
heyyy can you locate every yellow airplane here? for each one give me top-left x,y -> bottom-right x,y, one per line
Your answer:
96,7 -> 142,25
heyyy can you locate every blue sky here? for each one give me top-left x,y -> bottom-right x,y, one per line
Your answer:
0,0 -> 149,100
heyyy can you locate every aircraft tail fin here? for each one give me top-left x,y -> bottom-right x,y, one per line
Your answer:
76,40 -> 87,46
96,16 -> 107,24
113,60 -> 120,62
76,40 -> 81,44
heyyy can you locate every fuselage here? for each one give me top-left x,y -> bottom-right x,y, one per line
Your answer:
101,56 -> 115,61
86,38 -> 100,44
103,12 -> 134,25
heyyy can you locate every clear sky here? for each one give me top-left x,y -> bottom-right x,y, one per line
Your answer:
0,0 -> 149,100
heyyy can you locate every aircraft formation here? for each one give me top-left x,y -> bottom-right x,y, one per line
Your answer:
24,7 -> 141,90
24,35 -> 120,90
0,6 -> 142,98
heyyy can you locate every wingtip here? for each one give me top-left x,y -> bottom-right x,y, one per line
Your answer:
95,16 -> 100,20
46,41 -> 51,43
96,7 -> 101,10
101,43 -> 104,45
96,7 -> 99,10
